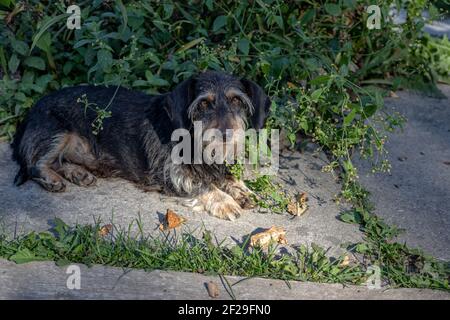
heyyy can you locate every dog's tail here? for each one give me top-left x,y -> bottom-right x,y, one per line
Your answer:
14,166 -> 29,186
11,118 -> 29,186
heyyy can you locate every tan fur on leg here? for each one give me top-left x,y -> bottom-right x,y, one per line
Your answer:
32,167 -> 66,192
57,163 -> 97,187
188,186 -> 243,221
30,133 -> 98,192
221,178 -> 255,209
31,134 -> 69,192
59,133 -> 97,169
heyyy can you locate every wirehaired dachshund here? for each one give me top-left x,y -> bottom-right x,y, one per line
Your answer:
12,71 -> 271,220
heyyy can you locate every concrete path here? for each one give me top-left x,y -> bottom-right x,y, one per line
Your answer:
0,143 -> 361,257
1,260 -> 448,300
394,9 -> 450,38
355,85 -> 450,261
0,87 -> 449,299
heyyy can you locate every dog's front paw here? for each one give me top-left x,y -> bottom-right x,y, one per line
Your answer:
59,163 -> 97,187
223,179 -> 255,210
208,196 -> 242,221
190,186 -> 243,221
33,176 -> 66,192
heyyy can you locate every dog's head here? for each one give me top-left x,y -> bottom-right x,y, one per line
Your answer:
165,71 -> 270,162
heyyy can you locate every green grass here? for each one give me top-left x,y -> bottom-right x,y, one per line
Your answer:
0,217 -> 366,285
0,0 -> 449,292
339,200 -> 450,290
0,204 -> 448,291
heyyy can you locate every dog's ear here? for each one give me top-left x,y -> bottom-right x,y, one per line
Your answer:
241,78 -> 271,130
165,77 -> 196,129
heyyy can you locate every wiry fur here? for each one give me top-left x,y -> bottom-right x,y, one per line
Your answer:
12,71 -> 270,220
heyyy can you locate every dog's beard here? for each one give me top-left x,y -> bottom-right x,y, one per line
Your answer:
200,130 -> 245,165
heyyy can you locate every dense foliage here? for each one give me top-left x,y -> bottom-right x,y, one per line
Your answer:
0,0 -> 449,290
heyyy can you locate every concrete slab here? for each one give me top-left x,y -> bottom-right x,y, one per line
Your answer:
355,85 -> 450,261
0,141 -> 362,257
1,86 -> 449,299
1,259 -> 448,300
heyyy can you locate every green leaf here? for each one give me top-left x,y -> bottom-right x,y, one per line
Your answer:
212,15 -> 227,32
24,56 -> 46,70
343,108 -> 357,126
9,248 -> 47,264
63,62 -> 73,75
132,79 -> 148,87
8,53 -> 20,73
74,39 -> 92,49
374,91 -> 383,108
97,49 -> 113,69
36,74 -> 53,89
116,0 -> 128,27
343,0 -> 356,9
310,75 -> 330,85
145,72 -> 169,86
205,0 -> 213,11
163,3 -> 174,19
273,15 -> 283,29
259,60 -> 271,75
363,104 -> 377,118
35,32 -> 52,53
14,91 -> 27,102
237,38 -> 250,55
339,210 -> 363,224
11,39 -> 29,56
0,0 -> 14,7
300,9 -> 315,25
355,243 -> 369,253
53,218 -> 69,240
30,13 -> 69,53
324,3 -> 342,16
310,88 -> 324,102
175,37 -> 204,53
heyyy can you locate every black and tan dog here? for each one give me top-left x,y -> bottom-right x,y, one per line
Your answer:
12,71 -> 270,220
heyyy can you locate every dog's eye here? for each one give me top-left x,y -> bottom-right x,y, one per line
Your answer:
231,97 -> 241,105
200,100 -> 209,109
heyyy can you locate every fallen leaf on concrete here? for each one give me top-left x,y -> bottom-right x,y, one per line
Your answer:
340,255 -> 351,267
287,192 -> 309,216
389,91 -> 399,98
159,209 -> 186,230
206,281 -> 219,298
250,226 -> 287,248
98,224 -> 113,237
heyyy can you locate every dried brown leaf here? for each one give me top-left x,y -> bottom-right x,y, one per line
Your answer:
287,192 -> 309,216
340,255 -> 351,267
160,209 -> 186,230
206,281 -> 219,298
98,224 -> 113,237
250,226 -> 287,248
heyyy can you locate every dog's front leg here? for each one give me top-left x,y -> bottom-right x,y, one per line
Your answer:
166,163 -> 243,220
192,185 -> 243,221
221,177 -> 255,210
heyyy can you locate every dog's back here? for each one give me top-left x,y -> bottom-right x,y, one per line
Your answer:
11,85 -> 169,190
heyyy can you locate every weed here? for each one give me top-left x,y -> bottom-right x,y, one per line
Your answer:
0,0 -> 449,291
0,217 -> 366,285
